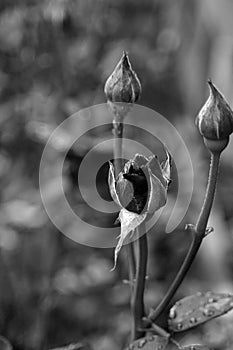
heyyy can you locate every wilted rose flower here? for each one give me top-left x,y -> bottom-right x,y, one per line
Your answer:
108,152 -> 171,269
196,80 -> 233,143
104,51 -> 141,104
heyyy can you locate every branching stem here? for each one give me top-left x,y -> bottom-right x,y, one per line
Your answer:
147,151 -> 220,322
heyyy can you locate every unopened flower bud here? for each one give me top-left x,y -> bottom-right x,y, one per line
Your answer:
104,51 -> 141,104
196,80 -> 233,152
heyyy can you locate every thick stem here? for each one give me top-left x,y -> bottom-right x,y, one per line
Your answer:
147,151 -> 220,322
132,224 -> 148,340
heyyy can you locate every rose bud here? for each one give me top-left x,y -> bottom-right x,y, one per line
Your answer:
195,80 -> 233,152
104,51 -> 141,104
108,152 -> 171,269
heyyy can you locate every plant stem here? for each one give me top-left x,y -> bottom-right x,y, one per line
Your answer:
127,242 -> 136,294
132,223 -> 148,340
112,115 -> 136,305
147,151 -> 220,322
195,151 -> 220,233
112,119 -> 124,175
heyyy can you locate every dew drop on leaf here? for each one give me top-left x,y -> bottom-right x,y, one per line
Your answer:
202,308 -> 215,317
169,307 -> 177,319
177,322 -> 183,330
125,335 -> 168,350
168,292 -> 233,332
207,297 -> 215,303
138,339 -> 147,348
189,317 -> 197,324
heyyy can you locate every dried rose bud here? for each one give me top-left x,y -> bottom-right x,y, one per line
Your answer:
104,51 -> 141,104
195,80 -> 233,152
108,152 -> 171,268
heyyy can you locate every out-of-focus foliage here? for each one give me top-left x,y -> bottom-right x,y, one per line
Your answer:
1,0 -> 233,349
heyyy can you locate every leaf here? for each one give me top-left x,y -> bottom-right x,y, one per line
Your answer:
125,335 -> 168,350
180,345 -> 211,350
168,291 -> 233,332
111,208 -> 146,270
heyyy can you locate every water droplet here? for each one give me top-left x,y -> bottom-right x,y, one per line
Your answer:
129,345 -> 134,350
189,317 -> 197,324
208,297 -> 217,303
138,339 -> 147,348
190,346 -> 196,350
203,308 -> 215,317
177,322 -> 183,330
158,346 -> 163,350
169,307 -> 177,319
148,336 -> 154,342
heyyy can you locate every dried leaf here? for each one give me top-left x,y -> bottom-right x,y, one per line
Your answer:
111,208 -> 146,270
125,335 -> 168,350
168,291 -> 233,332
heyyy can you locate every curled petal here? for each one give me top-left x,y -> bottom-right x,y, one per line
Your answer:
147,168 -> 167,213
132,154 -> 149,168
111,209 -> 147,270
115,173 -> 134,209
122,154 -> 149,175
147,155 -> 166,188
108,162 -> 122,207
161,150 -> 172,186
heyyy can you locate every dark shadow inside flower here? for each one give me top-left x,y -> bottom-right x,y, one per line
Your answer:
121,165 -> 149,214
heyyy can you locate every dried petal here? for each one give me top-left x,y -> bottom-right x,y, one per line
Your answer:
131,154 -> 149,168
161,150 -> 172,186
147,168 -> 167,213
147,155 -> 166,188
116,172 -> 134,210
111,209 -> 147,270
108,162 -> 122,207
108,152 -> 172,268
118,155 -> 149,214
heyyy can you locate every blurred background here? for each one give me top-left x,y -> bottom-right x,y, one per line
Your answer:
1,0 -> 233,349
